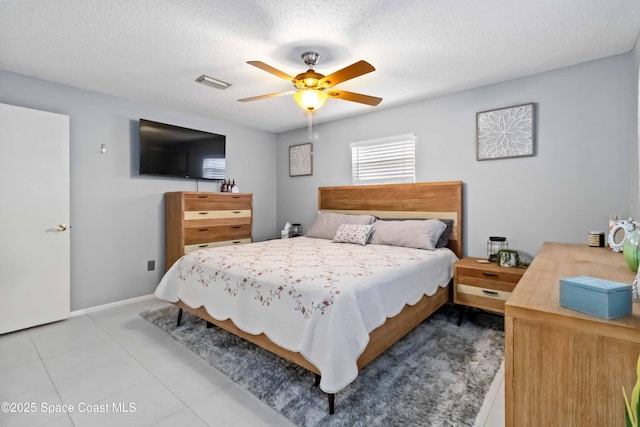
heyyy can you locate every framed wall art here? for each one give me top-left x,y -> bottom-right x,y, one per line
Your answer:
289,142 -> 313,177
476,103 -> 535,161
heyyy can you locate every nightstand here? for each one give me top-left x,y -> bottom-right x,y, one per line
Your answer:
453,257 -> 526,325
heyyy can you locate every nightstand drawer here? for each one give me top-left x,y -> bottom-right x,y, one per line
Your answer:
456,267 -> 521,285
456,284 -> 512,312
457,284 -> 512,301
456,273 -> 517,293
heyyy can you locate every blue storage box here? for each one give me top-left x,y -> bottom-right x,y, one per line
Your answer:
559,276 -> 632,319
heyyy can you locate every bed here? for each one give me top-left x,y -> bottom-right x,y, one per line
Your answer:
155,181 -> 463,413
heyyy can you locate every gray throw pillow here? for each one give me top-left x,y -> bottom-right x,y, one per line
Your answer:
369,219 -> 447,250
375,218 -> 453,248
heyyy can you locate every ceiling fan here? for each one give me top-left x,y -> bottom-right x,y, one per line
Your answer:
238,51 -> 382,111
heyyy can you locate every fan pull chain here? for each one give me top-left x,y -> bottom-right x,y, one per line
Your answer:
307,112 -> 313,142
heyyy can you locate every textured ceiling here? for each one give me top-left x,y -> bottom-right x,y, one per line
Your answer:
0,0 -> 639,133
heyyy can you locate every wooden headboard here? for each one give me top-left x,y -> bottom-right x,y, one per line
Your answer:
318,181 -> 463,258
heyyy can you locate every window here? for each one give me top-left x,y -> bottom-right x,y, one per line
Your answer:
350,133 -> 416,185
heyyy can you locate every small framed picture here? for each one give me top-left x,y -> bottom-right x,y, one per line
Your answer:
289,143 -> 313,177
476,103 -> 535,160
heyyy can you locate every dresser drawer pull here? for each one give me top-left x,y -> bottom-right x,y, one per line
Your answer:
231,226 -> 241,229
197,195 -> 208,199
232,196 -> 241,198
198,212 -> 208,215
482,272 -> 499,277
198,228 -> 208,231
198,244 -> 209,248
232,210 -> 241,214
232,240 -> 241,244
482,290 -> 499,296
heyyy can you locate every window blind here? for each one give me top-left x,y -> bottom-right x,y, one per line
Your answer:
350,133 -> 416,185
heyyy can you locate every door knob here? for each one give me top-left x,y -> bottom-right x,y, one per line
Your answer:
54,224 -> 68,231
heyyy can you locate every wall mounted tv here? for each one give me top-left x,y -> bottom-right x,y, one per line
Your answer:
139,119 -> 226,180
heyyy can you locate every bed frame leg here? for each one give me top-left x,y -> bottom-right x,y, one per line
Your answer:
314,374 -> 320,387
176,308 -> 183,327
328,393 -> 335,415
206,321 -> 213,329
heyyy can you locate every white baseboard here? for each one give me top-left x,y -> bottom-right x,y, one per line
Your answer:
70,294 -> 156,317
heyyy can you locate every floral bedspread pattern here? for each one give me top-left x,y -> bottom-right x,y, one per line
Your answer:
155,237 -> 457,393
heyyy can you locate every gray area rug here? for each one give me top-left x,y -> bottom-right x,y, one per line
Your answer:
141,304 -> 504,427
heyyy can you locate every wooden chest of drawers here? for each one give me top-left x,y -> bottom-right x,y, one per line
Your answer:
165,192 -> 253,271
505,243 -> 640,426
453,257 -> 525,314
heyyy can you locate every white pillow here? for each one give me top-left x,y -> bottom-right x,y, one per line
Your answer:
333,224 -> 374,246
306,211 -> 376,240
368,219 -> 447,250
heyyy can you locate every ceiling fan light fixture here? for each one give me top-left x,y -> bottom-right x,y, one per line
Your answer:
304,77 -> 318,87
294,89 -> 328,111
195,74 -> 231,90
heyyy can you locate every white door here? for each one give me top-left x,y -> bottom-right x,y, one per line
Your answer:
0,103 -> 70,334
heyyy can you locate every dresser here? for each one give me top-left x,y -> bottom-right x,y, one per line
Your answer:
165,192 -> 252,271
505,242 -> 640,426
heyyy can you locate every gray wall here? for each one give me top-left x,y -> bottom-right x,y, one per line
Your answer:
1,49 -> 637,309
276,53 -> 637,259
0,70 -> 278,310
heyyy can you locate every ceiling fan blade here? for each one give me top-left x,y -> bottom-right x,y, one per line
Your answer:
327,90 -> 382,106
318,60 -> 375,88
247,61 -> 294,81
238,91 -> 295,102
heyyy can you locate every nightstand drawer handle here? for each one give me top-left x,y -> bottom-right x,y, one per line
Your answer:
231,226 -> 241,229
198,244 -> 209,248
482,290 -> 499,296
198,195 -> 208,198
232,240 -> 241,244
232,211 -> 241,214
198,228 -> 208,231
482,272 -> 499,277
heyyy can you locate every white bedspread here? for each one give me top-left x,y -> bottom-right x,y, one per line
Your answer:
155,237 -> 458,393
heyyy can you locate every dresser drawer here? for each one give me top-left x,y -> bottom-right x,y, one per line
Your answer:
184,209 -> 251,221
184,194 -> 252,211
184,216 -> 251,228
184,225 -> 251,244
184,238 -> 252,254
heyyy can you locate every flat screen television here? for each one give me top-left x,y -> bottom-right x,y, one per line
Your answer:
139,119 -> 226,180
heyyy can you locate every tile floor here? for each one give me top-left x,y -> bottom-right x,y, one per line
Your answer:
0,298 -> 505,427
